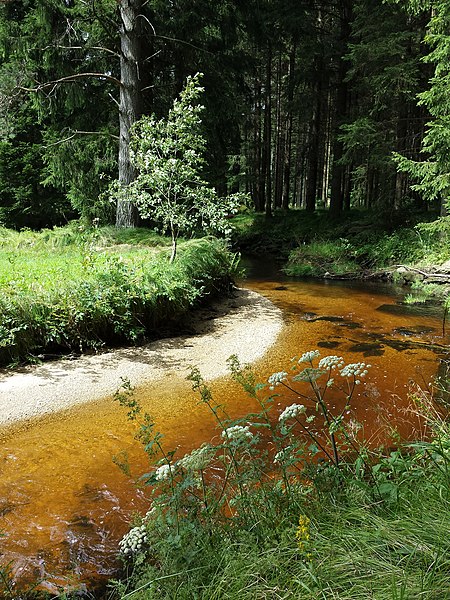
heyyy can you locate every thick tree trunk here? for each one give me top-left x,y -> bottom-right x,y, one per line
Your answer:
116,0 -> 142,228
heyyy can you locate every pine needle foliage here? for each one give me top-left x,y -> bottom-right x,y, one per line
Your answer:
393,0 -> 450,209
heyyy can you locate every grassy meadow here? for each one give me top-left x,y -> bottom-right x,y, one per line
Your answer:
0,224 -> 239,367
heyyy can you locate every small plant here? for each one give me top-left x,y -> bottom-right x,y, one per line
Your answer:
114,351 -> 374,563
114,73 -> 245,262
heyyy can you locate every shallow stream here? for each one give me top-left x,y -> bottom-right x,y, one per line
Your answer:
0,264 -> 449,595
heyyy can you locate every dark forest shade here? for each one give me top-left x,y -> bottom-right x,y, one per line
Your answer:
0,0 -> 446,228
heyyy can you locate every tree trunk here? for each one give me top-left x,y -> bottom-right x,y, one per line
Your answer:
329,0 -> 351,219
253,63 -> 264,211
282,45 -> 295,210
263,43 -> 273,219
116,0 -> 142,228
305,79 -> 322,213
170,237 -> 177,263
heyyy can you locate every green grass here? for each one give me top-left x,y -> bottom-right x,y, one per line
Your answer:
231,208 -> 449,278
0,224 -> 239,366
111,426 -> 450,600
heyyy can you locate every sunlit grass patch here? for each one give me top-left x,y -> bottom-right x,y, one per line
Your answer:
0,225 -> 238,366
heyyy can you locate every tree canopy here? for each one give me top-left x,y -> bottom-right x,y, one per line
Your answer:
0,0 -> 449,228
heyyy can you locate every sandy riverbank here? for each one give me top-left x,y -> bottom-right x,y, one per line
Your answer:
0,288 -> 283,428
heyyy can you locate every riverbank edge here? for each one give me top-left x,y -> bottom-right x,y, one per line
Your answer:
0,287 -> 283,430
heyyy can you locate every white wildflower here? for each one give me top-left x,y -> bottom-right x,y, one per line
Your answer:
318,355 -> 345,370
221,425 -> 253,443
298,350 -> 320,364
339,362 -> 371,379
155,463 -> 173,481
278,403 -> 306,422
268,371 -> 288,390
119,524 -> 148,556
178,444 -> 214,471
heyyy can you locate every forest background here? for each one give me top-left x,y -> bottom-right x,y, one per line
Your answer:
0,0 -> 449,233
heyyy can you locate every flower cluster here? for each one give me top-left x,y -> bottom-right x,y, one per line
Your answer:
221,424 -> 253,443
298,350 -> 320,364
178,444 -> 214,471
295,514 -> 311,556
278,403 -> 306,423
119,524 -> 148,556
318,355 -> 345,370
268,371 -> 288,390
339,362 -> 370,384
155,463 -> 173,481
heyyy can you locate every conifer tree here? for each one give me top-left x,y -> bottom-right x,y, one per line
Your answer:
393,0 -> 450,214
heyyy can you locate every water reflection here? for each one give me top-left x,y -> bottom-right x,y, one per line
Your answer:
0,270 -> 448,594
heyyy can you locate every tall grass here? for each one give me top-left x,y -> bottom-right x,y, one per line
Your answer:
110,360 -> 450,600
0,225 -> 239,366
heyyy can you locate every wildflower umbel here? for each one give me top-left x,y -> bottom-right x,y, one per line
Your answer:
339,362 -> 371,383
318,355 -> 345,370
221,424 -> 253,443
119,524 -> 148,556
268,371 -> 288,390
278,403 -> 306,423
155,463 -> 173,481
298,350 -> 320,364
178,444 -> 214,471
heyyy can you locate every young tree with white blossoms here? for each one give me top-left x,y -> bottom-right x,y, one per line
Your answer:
125,72 -> 241,262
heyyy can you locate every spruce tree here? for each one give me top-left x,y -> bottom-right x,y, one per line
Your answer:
392,1 -> 450,214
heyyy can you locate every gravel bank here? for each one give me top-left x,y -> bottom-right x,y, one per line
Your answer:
0,288 -> 283,428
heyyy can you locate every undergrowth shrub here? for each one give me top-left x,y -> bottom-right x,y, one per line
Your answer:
284,239 -> 359,276
110,352 -> 450,599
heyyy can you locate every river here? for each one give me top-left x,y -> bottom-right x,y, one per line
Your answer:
0,265 -> 448,596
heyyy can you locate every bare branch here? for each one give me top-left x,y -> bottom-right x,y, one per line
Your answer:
108,92 -> 120,107
19,72 -> 122,93
142,49 -> 161,63
44,129 -> 119,148
153,34 -> 214,56
41,44 -> 120,58
137,13 -> 156,35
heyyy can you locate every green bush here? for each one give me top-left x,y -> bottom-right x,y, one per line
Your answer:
285,239 -> 359,276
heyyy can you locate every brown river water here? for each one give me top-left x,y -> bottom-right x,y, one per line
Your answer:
1,263 -> 449,596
